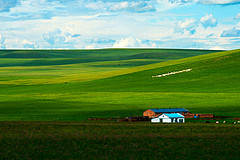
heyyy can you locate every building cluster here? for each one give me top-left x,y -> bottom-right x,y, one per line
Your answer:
143,108 -> 214,123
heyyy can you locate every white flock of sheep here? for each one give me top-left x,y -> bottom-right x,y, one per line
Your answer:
216,121 -> 240,124
152,69 -> 192,78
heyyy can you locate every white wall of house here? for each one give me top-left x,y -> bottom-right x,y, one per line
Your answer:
159,114 -> 171,123
151,114 -> 185,123
162,118 -> 171,123
151,118 -> 160,123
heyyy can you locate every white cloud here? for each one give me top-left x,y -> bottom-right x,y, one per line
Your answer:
198,0 -> 240,5
200,14 -> 217,28
0,0 -> 18,12
6,0 -> 61,20
210,46 -> 226,50
155,0 -> 194,11
206,33 -> 215,37
1,0 -> 239,22
85,1 -> 156,13
221,27 -> 240,37
84,1 -> 107,11
113,37 -> 157,48
109,1 -> 155,12
0,0 -> 239,50
22,39 -> 38,49
237,22 -> 240,27
0,35 -> 6,49
166,0 -> 194,4
235,13 -> 240,19
113,37 -> 142,48
161,0 -> 240,5
175,18 -> 198,35
42,29 -> 71,48
110,2 -> 129,11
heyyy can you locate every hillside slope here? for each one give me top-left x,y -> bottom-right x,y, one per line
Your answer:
71,49 -> 240,93
0,49 -> 219,67
0,49 -> 239,120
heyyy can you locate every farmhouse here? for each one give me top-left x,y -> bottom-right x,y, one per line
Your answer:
151,113 -> 185,123
144,108 -> 214,119
143,108 -> 189,118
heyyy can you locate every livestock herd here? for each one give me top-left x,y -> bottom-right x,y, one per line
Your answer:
215,121 -> 240,124
152,69 -> 192,78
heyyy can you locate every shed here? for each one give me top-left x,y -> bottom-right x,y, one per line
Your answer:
151,113 -> 185,123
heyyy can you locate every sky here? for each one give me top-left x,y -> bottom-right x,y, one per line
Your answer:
0,0 -> 240,50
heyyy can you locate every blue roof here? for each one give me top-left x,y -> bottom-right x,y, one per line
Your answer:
150,108 -> 188,113
164,113 -> 184,118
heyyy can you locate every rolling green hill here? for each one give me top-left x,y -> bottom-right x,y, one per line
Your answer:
0,49 -> 239,121
0,49 -> 219,59
74,49 -> 240,93
0,49 -> 219,67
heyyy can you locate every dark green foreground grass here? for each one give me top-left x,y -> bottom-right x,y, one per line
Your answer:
0,121 -> 240,160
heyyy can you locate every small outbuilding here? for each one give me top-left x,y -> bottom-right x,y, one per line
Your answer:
151,113 -> 185,123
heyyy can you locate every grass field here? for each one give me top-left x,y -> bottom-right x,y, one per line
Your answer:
0,49 -> 239,120
0,48 -> 240,159
0,121 -> 240,160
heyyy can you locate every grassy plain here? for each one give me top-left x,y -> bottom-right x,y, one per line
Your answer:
0,121 -> 240,160
0,49 -> 240,159
0,49 -> 239,120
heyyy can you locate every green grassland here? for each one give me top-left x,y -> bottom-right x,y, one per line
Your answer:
0,121 -> 240,160
0,49 -> 240,160
0,49 -> 239,120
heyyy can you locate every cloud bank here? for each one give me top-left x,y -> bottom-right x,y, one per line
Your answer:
0,0 -> 239,49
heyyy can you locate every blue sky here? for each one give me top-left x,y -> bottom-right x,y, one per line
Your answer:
0,0 -> 240,50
